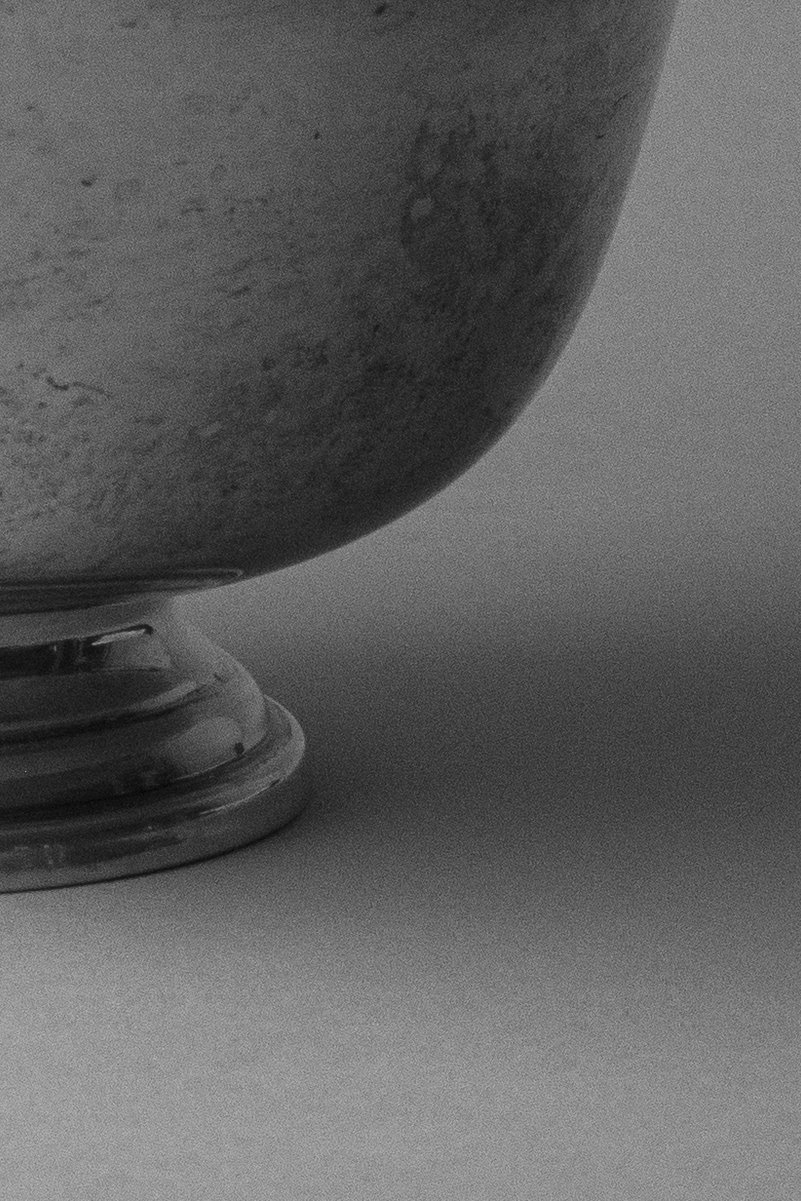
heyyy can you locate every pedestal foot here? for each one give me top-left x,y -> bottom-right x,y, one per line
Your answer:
0,597 -> 308,891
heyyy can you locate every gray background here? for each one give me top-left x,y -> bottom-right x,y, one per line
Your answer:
4,0 -> 801,1197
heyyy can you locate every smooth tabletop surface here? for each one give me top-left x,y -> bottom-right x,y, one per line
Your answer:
3,1 -> 801,1197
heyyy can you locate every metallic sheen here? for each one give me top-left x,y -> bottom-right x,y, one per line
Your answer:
0,0 -> 677,887
0,599 -> 307,890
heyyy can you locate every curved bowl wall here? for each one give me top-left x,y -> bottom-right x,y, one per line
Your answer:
0,0 -> 677,587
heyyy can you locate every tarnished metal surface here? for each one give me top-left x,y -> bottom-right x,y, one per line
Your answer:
0,0 -> 677,584
0,597 -> 307,888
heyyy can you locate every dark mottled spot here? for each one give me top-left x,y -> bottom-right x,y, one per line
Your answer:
374,3 -> 387,13
44,375 -> 70,391
313,130 -> 321,140
292,340 -> 329,370
119,18 -> 138,28
80,177 -> 96,187
181,92 -> 214,117
261,355 -> 277,372
113,178 -> 143,203
229,256 -> 253,274
228,284 -> 251,298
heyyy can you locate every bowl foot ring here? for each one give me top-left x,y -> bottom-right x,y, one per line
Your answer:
0,596 -> 309,891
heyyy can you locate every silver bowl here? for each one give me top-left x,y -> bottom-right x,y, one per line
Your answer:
0,0 -> 677,888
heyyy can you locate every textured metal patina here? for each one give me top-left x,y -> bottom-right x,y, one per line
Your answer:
0,0 -> 677,582
0,0 -> 677,887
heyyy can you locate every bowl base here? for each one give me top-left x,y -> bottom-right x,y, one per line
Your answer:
0,595 -> 308,891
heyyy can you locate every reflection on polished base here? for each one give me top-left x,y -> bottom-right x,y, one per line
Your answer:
0,597 -> 308,891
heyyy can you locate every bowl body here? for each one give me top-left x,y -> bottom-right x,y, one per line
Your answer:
0,0 -> 676,591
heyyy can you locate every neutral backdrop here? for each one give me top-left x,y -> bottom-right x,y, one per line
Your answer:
3,1 -> 801,1198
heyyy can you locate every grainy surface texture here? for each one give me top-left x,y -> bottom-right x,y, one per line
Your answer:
0,0 -> 673,579
3,0 -> 801,1197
